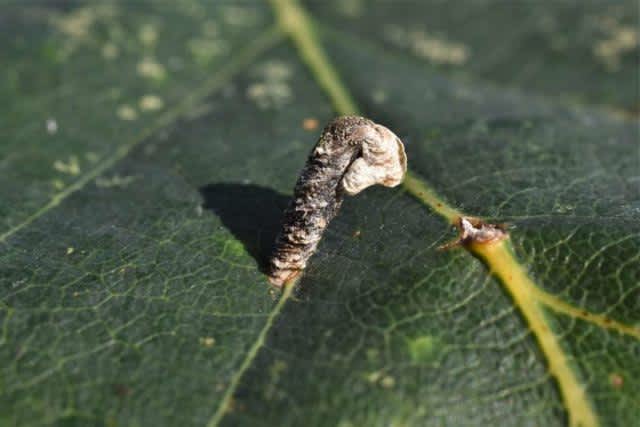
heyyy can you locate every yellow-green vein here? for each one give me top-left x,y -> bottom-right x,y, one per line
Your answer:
207,283 -> 295,427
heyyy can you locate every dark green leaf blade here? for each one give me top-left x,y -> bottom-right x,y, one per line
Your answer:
1,1 -> 638,426
0,0 -> 271,237
305,0 -> 640,113
0,39 -> 339,425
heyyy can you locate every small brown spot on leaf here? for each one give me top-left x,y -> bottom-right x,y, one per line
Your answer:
112,383 -> 131,397
609,373 -> 624,389
302,117 -> 319,130
352,230 -> 361,238
227,397 -> 246,413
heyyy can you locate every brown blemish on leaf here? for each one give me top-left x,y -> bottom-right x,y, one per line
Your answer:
302,117 -> 319,130
609,373 -> 624,389
112,383 -> 131,398
227,396 -> 246,413
440,217 -> 508,250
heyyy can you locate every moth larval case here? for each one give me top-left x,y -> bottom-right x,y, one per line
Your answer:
268,116 -> 407,287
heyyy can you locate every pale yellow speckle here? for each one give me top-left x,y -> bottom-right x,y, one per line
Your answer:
188,38 -> 229,65
52,179 -> 65,190
615,28 -> 638,47
137,57 -> 167,80
54,7 -> 97,39
66,247 -> 75,255
411,30 -> 469,65
139,95 -> 164,112
199,337 -> 216,347
380,375 -> 395,389
101,42 -> 119,60
52,5 -> 118,59
247,60 -> 294,109
593,22 -> 639,71
46,118 -> 58,134
53,4 -> 117,40
139,23 -> 158,46
372,89 -> 387,104
53,156 -> 80,176
246,82 -> 292,109
384,25 -> 470,65
117,104 -> 138,121
366,371 -> 382,384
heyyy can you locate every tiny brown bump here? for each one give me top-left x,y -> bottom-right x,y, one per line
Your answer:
112,383 -> 131,397
609,373 -> 624,389
302,117 -> 319,131
353,230 -> 362,238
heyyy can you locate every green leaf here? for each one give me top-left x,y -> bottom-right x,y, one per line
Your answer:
1,1 -> 638,427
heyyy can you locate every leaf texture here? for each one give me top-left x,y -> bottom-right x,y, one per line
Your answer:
1,1 -> 638,426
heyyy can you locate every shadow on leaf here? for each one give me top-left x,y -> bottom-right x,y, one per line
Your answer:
199,183 -> 289,273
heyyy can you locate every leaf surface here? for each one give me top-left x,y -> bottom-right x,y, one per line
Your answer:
1,1 -> 638,427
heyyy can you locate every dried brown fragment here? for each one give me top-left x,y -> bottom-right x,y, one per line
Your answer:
440,217 -> 508,250
268,116 -> 407,287
609,373 -> 624,389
